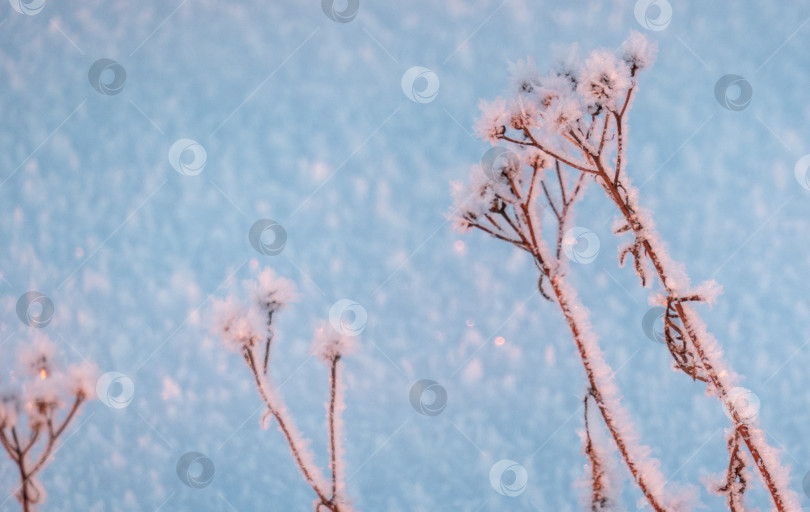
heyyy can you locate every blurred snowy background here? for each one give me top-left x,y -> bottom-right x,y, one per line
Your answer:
1,0 -> 809,510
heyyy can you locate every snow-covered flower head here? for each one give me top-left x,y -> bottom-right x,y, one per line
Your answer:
543,91 -> 585,134
309,323 -> 357,366
18,335 -> 59,379
450,161 -> 521,233
474,98 -> 509,143
481,145 -> 522,184
577,49 -> 631,110
449,180 -> 476,233
508,96 -> 540,132
213,267 -> 298,351
551,42 -> 581,88
508,56 -> 541,95
212,296 -> 262,351
537,73 -> 577,108
247,267 -> 298,316
621,31 -> 657,75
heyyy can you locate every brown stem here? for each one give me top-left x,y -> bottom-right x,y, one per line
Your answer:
11,427 -> 31,512
470,148 -> 671,511
502,132 -> 597,175
583,391 -> 608,511
328,357 -> 339,502
27,395 -> 83,478
0,429 -> 19,463
720,431 -> 746,512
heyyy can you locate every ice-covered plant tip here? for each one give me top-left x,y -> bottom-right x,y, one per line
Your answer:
213,268 -> 357,512
0,336 -> 97,512
452,32 -> 800,511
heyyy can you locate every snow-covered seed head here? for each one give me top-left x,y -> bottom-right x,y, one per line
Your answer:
310,323 -> 357,366
250,267 -> 298,316
535,73 -> 575,111
544,93 -> 585,133
212,297 -> 261,350
474,98 -> 510,143
525,147 -> 552,170
622,31 -> 658,75
577,49 -> 631,109
449,163 -> 514,234
18,335 -> 58,379
508,56 -> 541,95
550,41 -> 581,87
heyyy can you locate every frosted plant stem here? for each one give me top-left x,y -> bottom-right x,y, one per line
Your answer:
465,31 -> 800,510
583,390 -> 608,511
721,430 -> 746,512
215,272 -> 357,512
11,429 -> 31,512
588,153 -> 791,512
496,89 -> 794,511
244,350 -> 335,510
548,272 -> 667,512
462,170 -> 674,510
328,357 -> 339,503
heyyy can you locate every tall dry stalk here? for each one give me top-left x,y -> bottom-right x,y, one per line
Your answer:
469,31 -> 799,510
452,141 -> 678,510
212,268 -> 357,512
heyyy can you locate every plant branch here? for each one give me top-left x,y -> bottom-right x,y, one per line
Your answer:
244,349 -> 332,507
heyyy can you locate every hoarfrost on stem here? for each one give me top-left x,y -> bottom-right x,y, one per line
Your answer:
212,267 -> 358,512
454,29 -> 801,511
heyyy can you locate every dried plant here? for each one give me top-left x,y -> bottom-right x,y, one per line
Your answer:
212,267 -> 357,512
451,105 -> 679,510
0,336 -> 97,512
454,31 -> 800,510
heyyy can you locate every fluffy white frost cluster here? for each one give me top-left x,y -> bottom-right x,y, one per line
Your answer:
456,32 -> 657,233
309,323 -> 357,366
212,267 -> 298,351
1,335 -> 98,429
